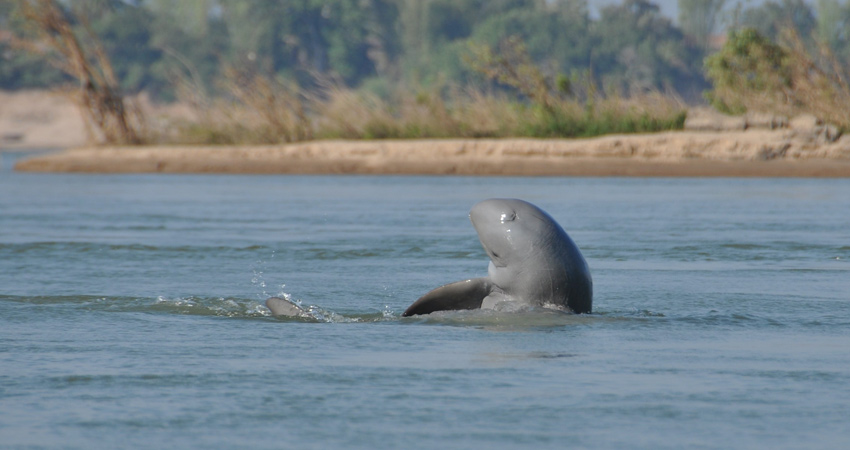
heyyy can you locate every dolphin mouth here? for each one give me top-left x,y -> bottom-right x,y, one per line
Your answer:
487,250 -> 507,267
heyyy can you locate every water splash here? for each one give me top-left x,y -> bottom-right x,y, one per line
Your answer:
265,296 -> 391,323
152,296 -> 270,318
251,250 -> 277,298
251,270 -> 267,290
382,305 -> 396,319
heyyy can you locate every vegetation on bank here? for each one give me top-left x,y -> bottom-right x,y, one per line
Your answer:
171,39 -> 686,145
2,0 -> 849,144
705,27 -> 850,132
171,81 -> 686,145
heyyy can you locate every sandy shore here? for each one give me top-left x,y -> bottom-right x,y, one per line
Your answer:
0,90 -> 88,149
13,131 -> 850,177
6,89 -> 850,177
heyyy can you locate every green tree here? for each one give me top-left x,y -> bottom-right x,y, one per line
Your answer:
470,0 -> 592,76
145,0 -> 229,100
704,26 -> 850,129
88,2 -> 163,93
148,0 -> 212,37
678,0 -> 726,51
703,27 -> 790,114
591,0 -> 704,96
394,0 -> 544,86
739,0 -> 816,41
815,0 -> 850,61
0,0 -> 67,88
219,0 -> 399,86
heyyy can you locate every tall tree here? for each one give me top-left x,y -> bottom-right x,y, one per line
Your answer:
678,0 -> 726,51
148,0 -> 212,37
219,0 -> 399,86
470,0 -> 592,76
393,0 -> 544,85
739,0 -> 816,41
88,2 -> 162,93
14,0 -> 144,144
592,0 -> 704,95
815,0 -> 850,60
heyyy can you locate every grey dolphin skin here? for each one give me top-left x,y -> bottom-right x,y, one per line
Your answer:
403,198 -> 592,316
266,297 -> 305,317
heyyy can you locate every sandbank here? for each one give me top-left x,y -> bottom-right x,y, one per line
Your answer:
13,131 -> 850,177
5,89 -> 850,177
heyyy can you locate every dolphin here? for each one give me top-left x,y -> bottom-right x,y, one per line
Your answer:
266,296 -> 306,317
402,198 -> 592,316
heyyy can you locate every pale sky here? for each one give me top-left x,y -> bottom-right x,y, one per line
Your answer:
587,0 -> 815,25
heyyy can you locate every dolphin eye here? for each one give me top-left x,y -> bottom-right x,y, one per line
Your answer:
500,212 -> 516,223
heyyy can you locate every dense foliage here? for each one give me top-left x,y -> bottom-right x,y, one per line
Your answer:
2,0 -> 848,142
705,26 -> 850,130
704,28 -> 790,114
3,0 -> 847,98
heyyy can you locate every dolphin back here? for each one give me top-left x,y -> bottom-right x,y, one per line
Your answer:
266,297 -> 306,317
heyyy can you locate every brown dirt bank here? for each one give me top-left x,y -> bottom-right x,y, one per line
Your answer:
14,131 -> 850,177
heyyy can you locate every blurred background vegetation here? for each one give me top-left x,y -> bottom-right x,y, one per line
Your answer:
1,0 -> 848,144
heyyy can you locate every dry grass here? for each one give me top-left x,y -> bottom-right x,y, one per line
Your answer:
162,71 -> 685,145
157,35 -> 686,144
163,80 -> 686,144
164,65 -> 312,145
463,35 -> 687,138
313,84 -> 524,139
783,30 -> 850,130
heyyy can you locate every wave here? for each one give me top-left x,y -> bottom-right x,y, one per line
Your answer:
404,306 -> 599,330
5,294 -> 844,330
1,294 -> 269,317
0,294 -> 392,323
667,311 -> 787,328
592,241 -> 850,265
0,293 -> 610,327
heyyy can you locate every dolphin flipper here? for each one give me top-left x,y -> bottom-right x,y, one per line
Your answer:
402,277 -> 492,317
266,297 -> 305,317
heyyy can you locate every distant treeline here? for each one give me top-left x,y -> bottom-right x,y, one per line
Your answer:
2,0 -> 847,102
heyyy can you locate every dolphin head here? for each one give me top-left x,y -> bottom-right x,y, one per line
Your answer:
404,198 -> 592,316
469,198 -> 557,270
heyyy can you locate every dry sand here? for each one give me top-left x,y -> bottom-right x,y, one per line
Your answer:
0,90 -> 87,149
5,90 -> 850,177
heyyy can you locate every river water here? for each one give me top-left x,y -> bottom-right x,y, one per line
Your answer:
2,152 -> 849,449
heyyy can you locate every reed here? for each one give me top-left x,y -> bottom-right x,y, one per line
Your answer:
162,36 -> 687,144
514,93 -> 686,138
464,36 -> 687,138
313,84 -> 523,139
167,80 -> 684,144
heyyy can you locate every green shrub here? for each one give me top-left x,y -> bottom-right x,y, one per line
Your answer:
704,27 -> 850,130
704,28 -> 791,114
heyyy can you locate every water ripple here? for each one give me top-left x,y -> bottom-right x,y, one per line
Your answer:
0,242 -> 270,254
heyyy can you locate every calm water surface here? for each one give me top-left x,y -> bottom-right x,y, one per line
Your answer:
1,152 -> 849,449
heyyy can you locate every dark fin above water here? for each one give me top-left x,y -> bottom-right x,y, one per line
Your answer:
266,297 -> 305,317
402,277 -> 491,317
